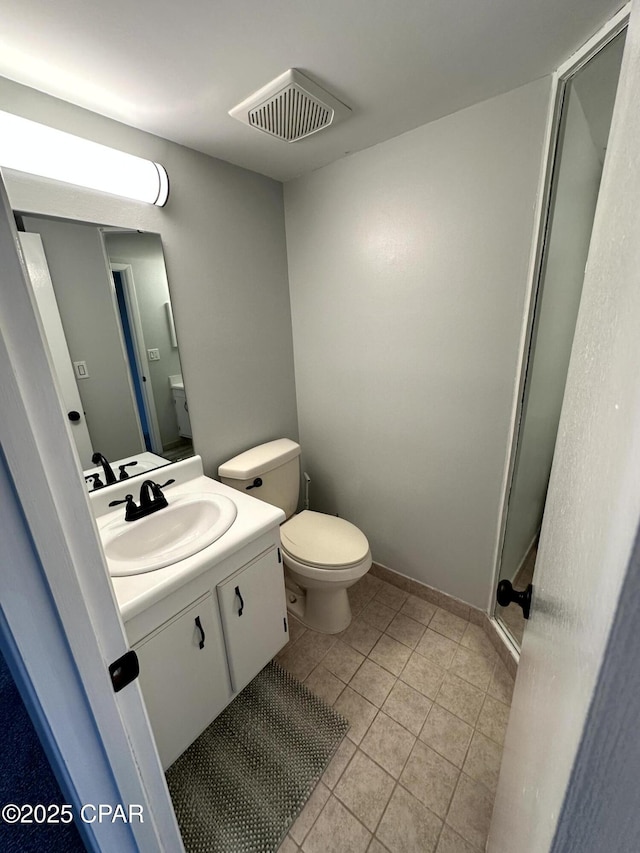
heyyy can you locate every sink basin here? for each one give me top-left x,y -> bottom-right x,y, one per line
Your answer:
101,492 -> 237,576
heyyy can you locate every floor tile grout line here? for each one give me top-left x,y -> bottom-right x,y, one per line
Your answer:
290,727 -> 487,848
305,738 -> 486,853
441,769 -> 489,852
317,672 -> 471,845
333,743 -> 394,838
302,653 -> 504,747
348,626 -> 495,688
325,727 -> 447,852
281,584 -> 512,853
298,609 -> 507,745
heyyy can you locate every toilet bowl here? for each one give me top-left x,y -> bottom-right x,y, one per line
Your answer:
218,439 -> 371,634
280,510 -> 371,633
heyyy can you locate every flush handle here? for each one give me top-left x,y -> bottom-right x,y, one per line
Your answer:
496,580 -> 532,620
246,477 -> 262,490
235,585 -> 245,617
194,616 -> 205,649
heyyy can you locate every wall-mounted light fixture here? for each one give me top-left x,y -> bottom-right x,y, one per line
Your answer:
0,110 -> 169,206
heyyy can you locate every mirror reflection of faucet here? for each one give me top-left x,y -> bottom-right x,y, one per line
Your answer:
91,451 -> 117,485
91,454 -> 141,488
84,473 -> 104,489
118,461 -> 138,480
83,452 -> 171,492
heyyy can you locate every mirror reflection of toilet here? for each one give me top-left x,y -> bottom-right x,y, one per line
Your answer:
219,439 -> 371,634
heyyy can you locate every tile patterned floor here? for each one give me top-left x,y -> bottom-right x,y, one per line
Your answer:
275,574 -> 515,853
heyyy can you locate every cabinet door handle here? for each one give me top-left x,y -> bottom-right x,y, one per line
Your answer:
235,585 -> 244,617
194,616 -> 205,649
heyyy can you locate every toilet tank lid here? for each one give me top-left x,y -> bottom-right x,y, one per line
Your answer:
218,438 -> 300,479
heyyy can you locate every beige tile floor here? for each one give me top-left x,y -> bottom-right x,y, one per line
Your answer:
275,574 -> 515,853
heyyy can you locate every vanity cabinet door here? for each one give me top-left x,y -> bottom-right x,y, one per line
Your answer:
134,592 -> 231,770
217,547 -> 288,692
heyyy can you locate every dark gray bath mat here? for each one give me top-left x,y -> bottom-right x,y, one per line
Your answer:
165,660 -> 349,852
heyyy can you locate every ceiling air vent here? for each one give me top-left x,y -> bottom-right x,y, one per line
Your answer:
229,69 -> 351,143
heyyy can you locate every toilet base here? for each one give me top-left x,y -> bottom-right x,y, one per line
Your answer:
285,584 -> 352,634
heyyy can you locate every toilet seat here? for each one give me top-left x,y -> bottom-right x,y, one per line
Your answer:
280,510 -> 370,569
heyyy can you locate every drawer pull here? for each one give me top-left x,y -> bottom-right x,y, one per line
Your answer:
235,586 -> 245,617
194,616 -> 205,649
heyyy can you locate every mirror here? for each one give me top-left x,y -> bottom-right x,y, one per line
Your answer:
17,213 -> 194,489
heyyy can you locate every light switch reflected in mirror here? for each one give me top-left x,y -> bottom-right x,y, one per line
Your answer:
17,213 -> 194,490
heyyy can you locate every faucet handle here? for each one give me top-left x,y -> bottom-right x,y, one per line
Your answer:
118,461 -> 138,480
108,494 -> 136,509
108,494 -> 138,522
147,479 -> 175,501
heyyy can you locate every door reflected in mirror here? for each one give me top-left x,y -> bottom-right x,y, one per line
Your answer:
18,214 -> 194,489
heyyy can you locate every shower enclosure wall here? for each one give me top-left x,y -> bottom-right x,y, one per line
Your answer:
495,29 -> 626,646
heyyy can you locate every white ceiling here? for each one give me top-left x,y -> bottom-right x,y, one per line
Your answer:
0,0 -> 624,182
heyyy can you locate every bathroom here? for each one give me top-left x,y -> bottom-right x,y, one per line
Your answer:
2,1 -> 640,851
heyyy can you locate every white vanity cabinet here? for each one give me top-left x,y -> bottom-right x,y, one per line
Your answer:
133,592 -> 230,769
217,546 -> 288,692
122,532 -> 289,770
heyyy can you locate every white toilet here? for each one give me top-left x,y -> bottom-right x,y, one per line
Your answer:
218,438 -> 371,634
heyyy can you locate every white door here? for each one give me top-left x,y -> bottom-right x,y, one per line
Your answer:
18,231 -> 93,467
488,2 -> 640,850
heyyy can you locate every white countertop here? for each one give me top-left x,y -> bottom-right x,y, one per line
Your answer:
91,455 -> 284,622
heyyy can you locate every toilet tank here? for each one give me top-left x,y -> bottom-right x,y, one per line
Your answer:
218,438 -> 301,519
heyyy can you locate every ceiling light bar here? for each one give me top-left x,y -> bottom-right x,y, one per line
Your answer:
0,110 -> 169,206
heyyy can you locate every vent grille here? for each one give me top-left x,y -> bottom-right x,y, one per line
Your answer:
249,85 -> 333,142
229,69 -> 351,143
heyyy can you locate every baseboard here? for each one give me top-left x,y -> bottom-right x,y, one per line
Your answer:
370,562 -> 518,678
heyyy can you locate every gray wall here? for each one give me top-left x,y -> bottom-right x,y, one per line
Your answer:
2,75 -> 298,477
22,216 -> 142,459
3,71 -> 554,610
284,78 -> 550,609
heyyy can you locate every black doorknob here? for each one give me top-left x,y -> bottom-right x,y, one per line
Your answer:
68,410 -> 81,422
496,580 -> 532,620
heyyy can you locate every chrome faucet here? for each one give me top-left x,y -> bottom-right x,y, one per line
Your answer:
91,452 -> 117,485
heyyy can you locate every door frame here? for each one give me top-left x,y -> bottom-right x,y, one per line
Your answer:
488,2 -> 631,651
17,230 -> 94,468
0,171 -> 184,850
109,259 -> 163,454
